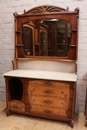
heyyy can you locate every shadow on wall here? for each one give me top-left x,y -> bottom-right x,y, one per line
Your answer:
76,74 -> 87,112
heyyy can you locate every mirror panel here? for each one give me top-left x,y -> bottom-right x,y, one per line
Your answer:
22,19 -> 72,57
14,5 -> 79,60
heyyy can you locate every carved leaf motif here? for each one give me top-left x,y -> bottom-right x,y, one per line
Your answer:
29,7 -> 44,14
30,88 -> 36,95
46,6 -> 64,12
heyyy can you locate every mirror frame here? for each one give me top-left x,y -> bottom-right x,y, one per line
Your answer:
13,5 -> 79,60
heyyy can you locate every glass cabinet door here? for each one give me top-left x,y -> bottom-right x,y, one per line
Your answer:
40,31 -> 48,56
22,26 -> 33,56
57,20 -> 72,57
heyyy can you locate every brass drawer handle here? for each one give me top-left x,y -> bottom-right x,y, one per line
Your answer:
13,105 -> 18,109
45,90 -> 51,94
45,81 -> 51,86
45,100 -> 51,104
45,110 -> 51,114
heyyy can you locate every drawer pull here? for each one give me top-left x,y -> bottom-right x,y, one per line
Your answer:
45,81 -> 51,86
13,105 -> 18,109
45,90 -> 51,94
45,110 -> 51,114
45,100 -> 51,104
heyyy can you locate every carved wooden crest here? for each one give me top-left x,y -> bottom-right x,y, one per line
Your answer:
14,5 -> 79,17
24,5 -> 67,15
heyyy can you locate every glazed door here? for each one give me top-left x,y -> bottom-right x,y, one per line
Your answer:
40,31 -> 48,56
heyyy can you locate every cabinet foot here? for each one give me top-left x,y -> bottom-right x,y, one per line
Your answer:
70,120 -> 73,128
85,120 -> 87,126
6,109 -> 12,116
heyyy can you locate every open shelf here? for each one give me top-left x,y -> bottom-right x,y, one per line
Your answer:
16,44 -> 24,47
9,78 -> 23,100
15,31 -> 22,33
72,29 -> 77,32
69,45 -> 76,47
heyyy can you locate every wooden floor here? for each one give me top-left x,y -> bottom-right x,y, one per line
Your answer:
0,101 -> 87,130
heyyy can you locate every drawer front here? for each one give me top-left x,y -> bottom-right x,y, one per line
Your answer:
8,100 -> 25,112
27,80 -> 72,118
29,79 -> 54,86
29,79 -> 70,87
28,95 -> 69,111
30,105 -> 67,117
28,81 -> 70,99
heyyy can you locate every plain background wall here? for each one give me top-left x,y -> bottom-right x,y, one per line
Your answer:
0,0 -> 87,112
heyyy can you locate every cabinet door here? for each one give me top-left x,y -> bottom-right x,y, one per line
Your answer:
40,30 -> 48,56
22,26 -> 33,56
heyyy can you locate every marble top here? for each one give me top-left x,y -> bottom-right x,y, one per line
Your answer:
3,69 -> 77,82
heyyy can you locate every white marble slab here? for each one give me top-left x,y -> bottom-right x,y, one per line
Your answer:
3,69 -> 77,82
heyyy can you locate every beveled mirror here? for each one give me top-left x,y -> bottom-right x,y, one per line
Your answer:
22,20 -> 72,57
14,5 -> 79,60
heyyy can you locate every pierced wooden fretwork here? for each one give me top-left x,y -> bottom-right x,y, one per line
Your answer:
24,5 -> 67,15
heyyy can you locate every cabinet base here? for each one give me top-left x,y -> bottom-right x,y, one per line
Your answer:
85,120 -> 87,127
6,109 -> 12,116
70,120 -> 73,128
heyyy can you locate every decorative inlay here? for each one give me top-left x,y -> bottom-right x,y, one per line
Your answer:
30,88 -> 36,95
61,91 -> 67,98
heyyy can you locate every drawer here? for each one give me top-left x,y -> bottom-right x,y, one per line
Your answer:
28,82 -> 70,99
29,79 -> 56,86
28,95 -> 69,111
29,79 -> 70,87
30,105 -> 68,117
8,100 -> 25,112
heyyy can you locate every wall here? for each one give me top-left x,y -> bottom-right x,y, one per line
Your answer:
0,0 -> 87,112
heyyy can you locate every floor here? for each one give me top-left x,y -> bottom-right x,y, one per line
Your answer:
0,101 -> 87,130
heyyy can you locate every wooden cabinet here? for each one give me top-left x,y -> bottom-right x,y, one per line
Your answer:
5,76 -> 76,128
3,4 -> 79,128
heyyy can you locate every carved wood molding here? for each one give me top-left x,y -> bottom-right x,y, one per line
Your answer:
24,5 -> 67,15
13,5 -> 79,17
